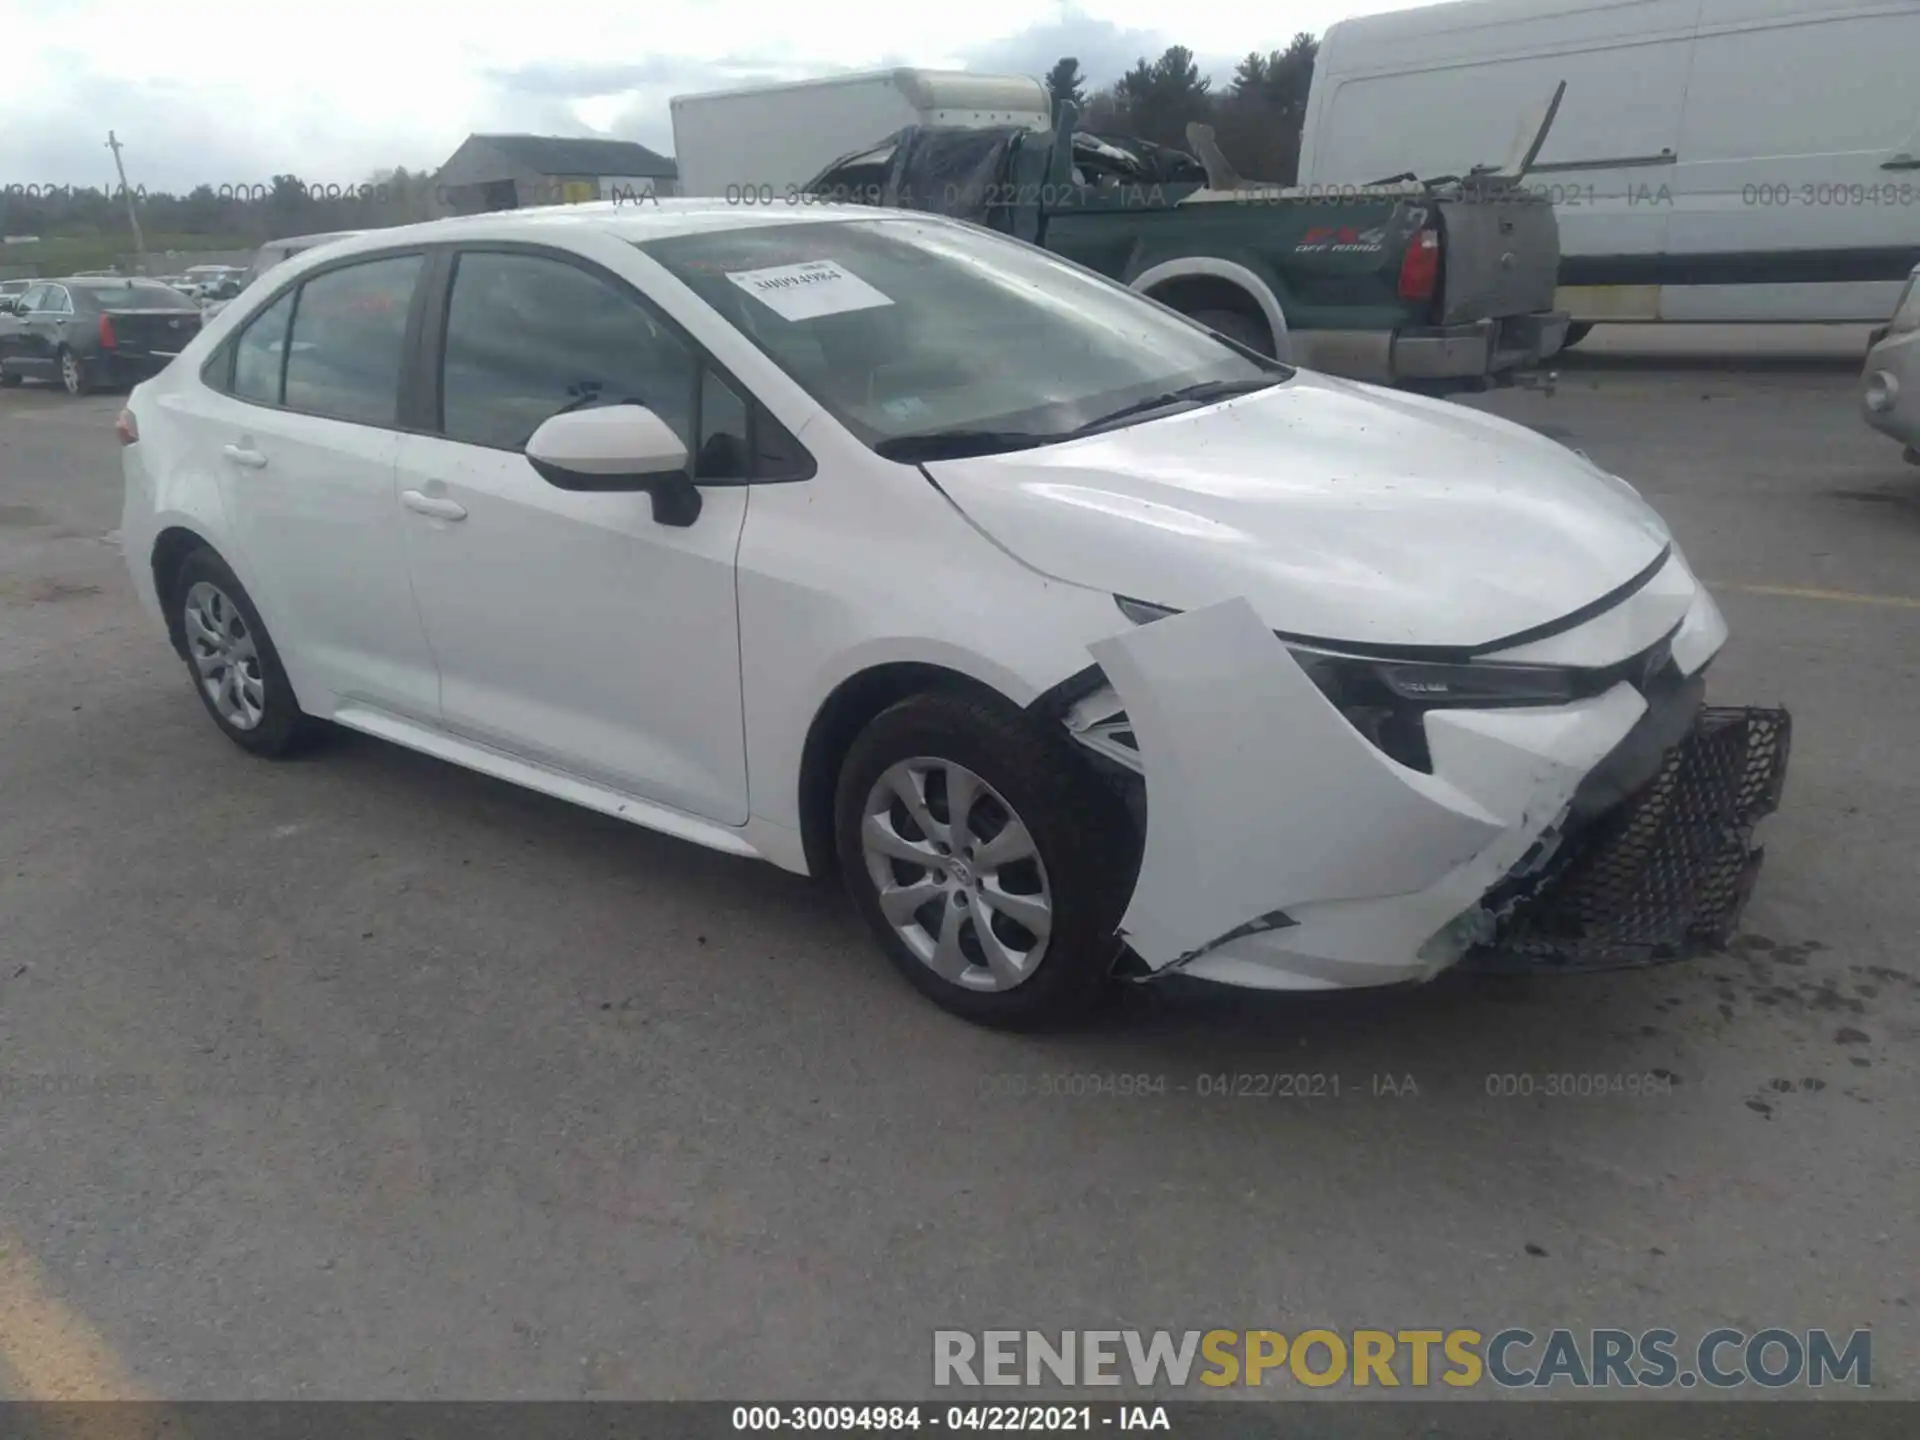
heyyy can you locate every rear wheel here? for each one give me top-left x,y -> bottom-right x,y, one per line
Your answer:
0,365 -> 19,388
835,691 -> 1136,1028
171,548 -> 318,758
1191,307 -> 1276,359
58,346 -> 94,396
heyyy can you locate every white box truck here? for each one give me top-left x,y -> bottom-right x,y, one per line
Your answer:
1297,0 -> 1920,341
671,68 -> 1052,201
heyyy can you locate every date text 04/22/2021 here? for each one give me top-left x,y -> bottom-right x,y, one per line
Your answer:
730,1406 -> 1168,1432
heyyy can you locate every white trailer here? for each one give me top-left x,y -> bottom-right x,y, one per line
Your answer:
670,68 -> 1052,201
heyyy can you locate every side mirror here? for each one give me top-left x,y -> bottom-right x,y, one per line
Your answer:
525,403 -> 701,526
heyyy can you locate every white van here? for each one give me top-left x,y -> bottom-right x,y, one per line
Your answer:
1299,0 -> 1920,336
671,68 -> 1052,200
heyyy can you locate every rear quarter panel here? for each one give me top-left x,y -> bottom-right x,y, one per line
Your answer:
120,369 -> 248,636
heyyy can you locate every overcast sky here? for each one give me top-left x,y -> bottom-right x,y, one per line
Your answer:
2,0 -> 1434,192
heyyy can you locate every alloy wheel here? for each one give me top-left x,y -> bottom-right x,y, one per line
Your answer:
61,351 -> 83,394
860,757 -> 1054,991
183,580 -> 267,730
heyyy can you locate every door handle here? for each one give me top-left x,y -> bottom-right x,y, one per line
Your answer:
1882,155 -> 1920,171
401,490 -> 468,521
221,443 -> 268,469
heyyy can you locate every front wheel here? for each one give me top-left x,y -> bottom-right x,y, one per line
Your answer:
835,691 -> 1137,1028
0,365 -> 20,388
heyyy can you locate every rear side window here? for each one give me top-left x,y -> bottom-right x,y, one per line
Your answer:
439,249 -> 698,451
231,290 -> 296,404
282,255 -> 422,426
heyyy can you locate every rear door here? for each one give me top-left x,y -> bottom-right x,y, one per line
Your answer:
1308,1 -> 1701,321
25,283 -> 77,375
191,252 -> 442,719
1667,0 -> 1920,321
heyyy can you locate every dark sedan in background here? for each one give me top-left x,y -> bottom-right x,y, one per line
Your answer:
0,277 -> 202,395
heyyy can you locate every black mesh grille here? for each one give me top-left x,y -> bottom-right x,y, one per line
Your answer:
1464,705 -> 1792,973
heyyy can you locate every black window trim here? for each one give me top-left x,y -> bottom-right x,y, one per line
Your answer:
413,239 -> 815,485
217,286 -> 293,403
198,245 -> 435,432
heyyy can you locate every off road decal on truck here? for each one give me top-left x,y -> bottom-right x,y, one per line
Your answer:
1295,225 -> 1389,254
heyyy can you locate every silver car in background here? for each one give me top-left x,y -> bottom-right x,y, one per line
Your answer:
1861,264 -> 1920,463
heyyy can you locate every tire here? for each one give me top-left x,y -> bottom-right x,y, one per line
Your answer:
1190,307 -> 1276,359
169,547 -> 318,758
0,365 -> 20,388
58,346 -> 95,396
1561,322 -> 1594,350
835,690 -> 1137,1028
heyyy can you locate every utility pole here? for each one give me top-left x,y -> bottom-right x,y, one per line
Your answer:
105,130 -> 148,274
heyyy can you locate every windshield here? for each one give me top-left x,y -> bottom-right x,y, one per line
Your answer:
637,217 -> 1286,456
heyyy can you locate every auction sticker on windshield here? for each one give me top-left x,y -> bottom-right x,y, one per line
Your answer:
726,259 -> 894,321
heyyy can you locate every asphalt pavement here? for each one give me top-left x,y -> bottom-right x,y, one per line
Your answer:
0,325 -> 1915,1400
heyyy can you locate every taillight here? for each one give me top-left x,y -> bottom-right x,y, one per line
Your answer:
98,313 -> 117,349
1398,228 -> 1440,304
114,409 -> 138,446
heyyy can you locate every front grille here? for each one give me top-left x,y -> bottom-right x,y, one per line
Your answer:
1464,705 -> 1791,973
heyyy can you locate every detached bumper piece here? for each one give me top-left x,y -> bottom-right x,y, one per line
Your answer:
1465,705 -> 1792,974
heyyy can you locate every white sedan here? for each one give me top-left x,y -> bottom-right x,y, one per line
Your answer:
117,201 -> 1790,1026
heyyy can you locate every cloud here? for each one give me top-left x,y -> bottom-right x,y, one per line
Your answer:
962,10 -> 1193,88
0,1 -> 1385,191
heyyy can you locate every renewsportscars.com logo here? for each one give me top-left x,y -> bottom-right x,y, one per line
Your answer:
932,1328 -> 1872,1390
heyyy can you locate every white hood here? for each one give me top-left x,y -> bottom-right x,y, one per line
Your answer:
924,372 -> 1672,650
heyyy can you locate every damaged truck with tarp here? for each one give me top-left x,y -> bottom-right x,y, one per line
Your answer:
803,92 -> 1573,393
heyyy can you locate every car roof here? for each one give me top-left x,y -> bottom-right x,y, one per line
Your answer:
265,230 -> 365,250
300,200 -> 921,261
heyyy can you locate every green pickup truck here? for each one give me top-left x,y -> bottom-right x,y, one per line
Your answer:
805,103 -> 1570,393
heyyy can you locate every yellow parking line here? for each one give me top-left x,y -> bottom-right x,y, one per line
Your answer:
0,1227 -> 148,1400
1709,581 -> 1920,610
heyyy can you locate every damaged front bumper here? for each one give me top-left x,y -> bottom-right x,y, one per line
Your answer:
1068,590 -> 1789,992
1462,705 -> 1790,973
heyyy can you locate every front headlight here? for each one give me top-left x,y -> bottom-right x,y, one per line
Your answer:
1113,595 -> 1588,772
1285,647 -> 1581,770
1888,274 -> 1920,335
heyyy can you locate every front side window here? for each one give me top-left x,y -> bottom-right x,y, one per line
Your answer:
282,254 -> 422,426
231,289 -> 297,404
439,249 -> 699,452
16,284 -> 51,313
638,217 -> 1285,457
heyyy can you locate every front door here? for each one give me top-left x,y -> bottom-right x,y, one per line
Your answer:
394,246 -> 751,825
